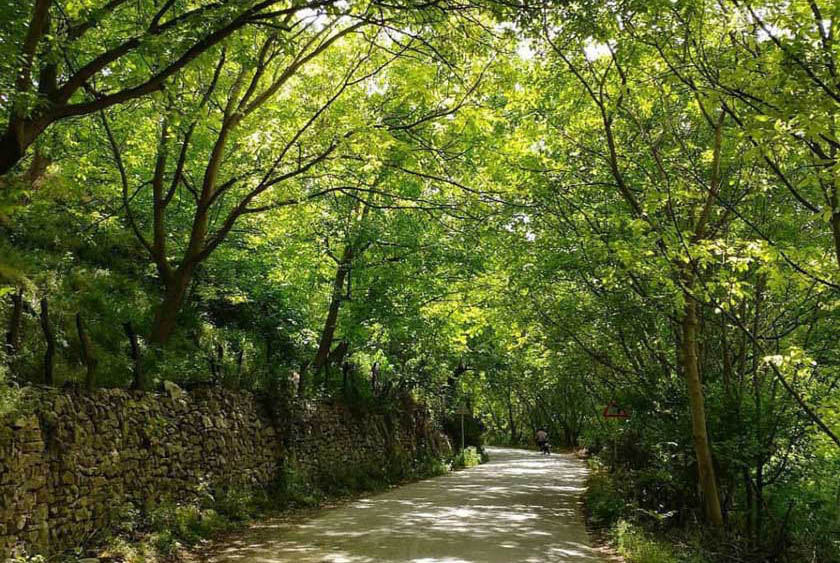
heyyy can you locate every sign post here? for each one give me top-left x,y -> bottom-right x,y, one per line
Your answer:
455,404 -> 470,451
602,401 -> 629,472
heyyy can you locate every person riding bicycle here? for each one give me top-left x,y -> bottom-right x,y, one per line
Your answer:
535,428 -> 549,454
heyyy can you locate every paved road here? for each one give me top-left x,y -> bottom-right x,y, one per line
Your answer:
204,447 -> 609,563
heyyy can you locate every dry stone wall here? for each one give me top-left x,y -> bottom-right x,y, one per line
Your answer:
0,386 -> 447,558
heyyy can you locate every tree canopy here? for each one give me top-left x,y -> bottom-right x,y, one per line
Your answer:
1,0 -> 839,560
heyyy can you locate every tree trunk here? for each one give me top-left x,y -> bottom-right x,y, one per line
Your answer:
5,288 -> 23,355
1,116 -> 51,179
507,387 -> 518,444
212,343 -> 224,383
0,129 -> 25,177
297,359 -> 310,397
681,294 -> 724,527
39,298 -> 55,385
123,321 -> 144,390
312,246 -> 352,374
830,185 -> 840,271
149,269 -> 192,345
235,348 -> 243,389
342,361 -> 350,395
76,312 -> 96,390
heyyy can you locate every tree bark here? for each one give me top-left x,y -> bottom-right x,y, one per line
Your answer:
235,347 -> 243,389
149,268 -> 192,345
39,298 -> 55,385
681,293 -> 724,527
76,312 -> 96,390
829,185 -> 840,270
297,359 -> 309,397
312,246 -> 352,374
507,381 -> 518,444
123,321 -> 144,390
5,289 -> 23,355
0,131 -> 25,177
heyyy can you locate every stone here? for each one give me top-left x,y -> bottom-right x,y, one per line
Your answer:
163,381 -> 186,401
0,386 -> 445,559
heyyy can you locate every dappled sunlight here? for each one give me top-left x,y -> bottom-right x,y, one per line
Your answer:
205,448 -> 607,562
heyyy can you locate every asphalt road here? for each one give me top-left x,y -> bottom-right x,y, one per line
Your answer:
203,447 -> 609,563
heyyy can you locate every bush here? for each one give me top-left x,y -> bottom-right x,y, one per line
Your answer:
613,520 -> 679,563
147,502 -> 232,546
211,487 -> 255,522
415,452 -> 450,478
586,470 -> 626,527
267,461 -> 319,507
452,446 -> 482,469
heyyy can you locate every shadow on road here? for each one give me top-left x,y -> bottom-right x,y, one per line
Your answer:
204,447 -> 608,562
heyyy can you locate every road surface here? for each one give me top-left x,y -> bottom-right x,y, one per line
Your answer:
203,447 -> 610,562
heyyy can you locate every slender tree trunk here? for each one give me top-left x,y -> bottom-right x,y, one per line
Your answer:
312,246 -> 352,374
235,348 -> 243,389
342,361 -> 350,395
76,313 -> 96,390
5,288 -> 23,355
297,360 -> 309,397
681,293 -> 724,527
744,468 -> 754,541
123,321 -> 144,390
755,458 -> 764,539
507,383 -> 518,444
39,298 -> 55,385
830,185 -> 840,270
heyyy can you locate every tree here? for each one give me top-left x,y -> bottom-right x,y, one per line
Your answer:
0,0 -> 347,177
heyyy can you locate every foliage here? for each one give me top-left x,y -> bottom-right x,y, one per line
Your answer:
2,0 -> 840,560
451,446 -> 483,469
612,520 -> 682,563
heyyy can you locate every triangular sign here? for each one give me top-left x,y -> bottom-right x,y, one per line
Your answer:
602,401 -> 629,419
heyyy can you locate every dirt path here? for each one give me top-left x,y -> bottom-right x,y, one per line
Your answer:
201,447 -> 609,562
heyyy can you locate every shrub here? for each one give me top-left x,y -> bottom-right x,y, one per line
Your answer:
212,487 -> 255,521
452,446 -> 482,469
613,520 -> 678,563
586,470 -> 627,527
147,502 -> 232,546
267,461 -> 319,507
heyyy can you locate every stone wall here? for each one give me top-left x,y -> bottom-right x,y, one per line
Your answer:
289,399 -> 450,484
0,386 -> 447,558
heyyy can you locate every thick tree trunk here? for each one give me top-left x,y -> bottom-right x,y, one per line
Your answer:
76,313 -> 96,390
149,269 -> 192,345
0,129 -> 25,177
681,294 -> 724,527
39,298 -> 55,385
1,116 -> 51,179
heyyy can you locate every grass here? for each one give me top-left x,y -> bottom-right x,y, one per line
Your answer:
585,467 -> 711,563
612,519 -> 680,563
